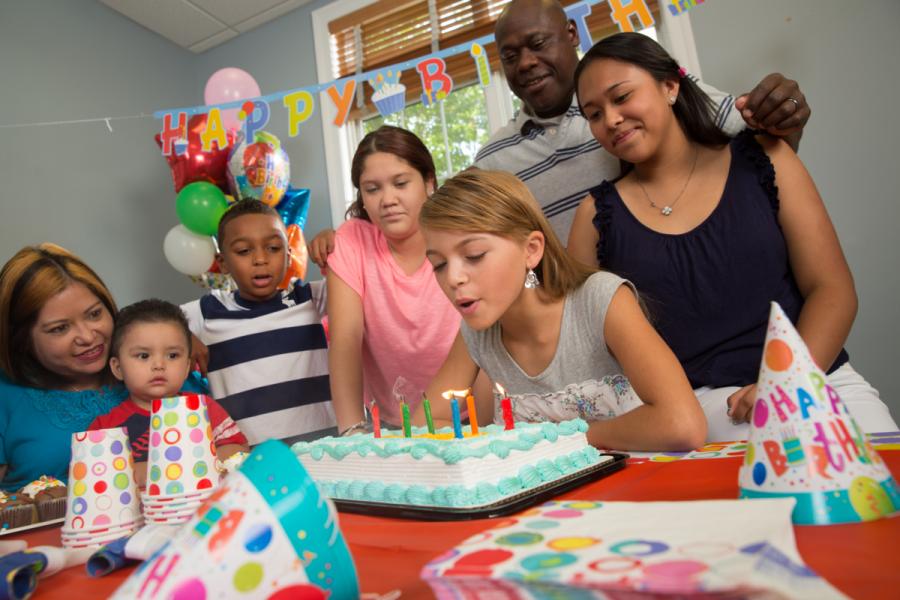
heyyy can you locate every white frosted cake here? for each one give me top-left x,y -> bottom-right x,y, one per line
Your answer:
291,419 -> 609,508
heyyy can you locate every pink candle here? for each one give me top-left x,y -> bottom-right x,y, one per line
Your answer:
371,402 -> 381,438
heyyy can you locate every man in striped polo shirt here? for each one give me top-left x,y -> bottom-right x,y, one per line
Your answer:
475,0 -> 810,242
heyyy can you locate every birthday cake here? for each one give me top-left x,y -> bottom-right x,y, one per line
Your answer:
292,419 -> 608,508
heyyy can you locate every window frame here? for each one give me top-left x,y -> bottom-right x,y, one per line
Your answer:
312,0 -> 701,229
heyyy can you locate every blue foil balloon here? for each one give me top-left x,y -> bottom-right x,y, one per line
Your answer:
277,186 -> 310,230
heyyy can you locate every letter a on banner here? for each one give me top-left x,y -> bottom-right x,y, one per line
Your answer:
607,0 -> 655,32
201,108 -> 228,152
416,58 -> 454,107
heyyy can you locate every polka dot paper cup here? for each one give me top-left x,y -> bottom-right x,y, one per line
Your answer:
110,440 -> 358,600
145,394 -> 220,499
63,427 -> 143,545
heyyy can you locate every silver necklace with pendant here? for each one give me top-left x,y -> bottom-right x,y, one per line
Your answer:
635,147 -> 699,216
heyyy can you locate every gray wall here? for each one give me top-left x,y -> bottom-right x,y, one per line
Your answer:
690,0 -> 900,418
2,0 -> 897,417
0,0 -> 202,305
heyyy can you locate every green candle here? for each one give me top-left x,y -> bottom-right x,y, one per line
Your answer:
423,393 -> 435,434
402,402 -> 411,438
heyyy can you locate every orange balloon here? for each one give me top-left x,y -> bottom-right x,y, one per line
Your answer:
765,339 -> 793,371
279,224 -> 308,289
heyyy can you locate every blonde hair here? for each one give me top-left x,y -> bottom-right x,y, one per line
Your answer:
0,243 -> 117,387
420,168 -> 595,299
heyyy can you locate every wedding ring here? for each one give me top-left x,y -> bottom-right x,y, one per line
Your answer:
786,97 -> 800,110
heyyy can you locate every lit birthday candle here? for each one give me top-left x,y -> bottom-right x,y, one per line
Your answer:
497,382 -> 514,430
371,402 -> 382,438
466,389 -> 479,436
469,42 -> 492,87
422,392 -> 435,434
443,391 -> 464,439
401,402 -> 411,438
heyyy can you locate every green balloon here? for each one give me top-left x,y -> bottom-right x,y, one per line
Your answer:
175,182 -> 228,236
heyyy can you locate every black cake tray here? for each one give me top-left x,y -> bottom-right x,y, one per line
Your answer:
331,452 -> 628,521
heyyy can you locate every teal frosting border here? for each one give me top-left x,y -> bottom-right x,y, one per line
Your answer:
292,420 -> 602,508
740,476 -> 900,525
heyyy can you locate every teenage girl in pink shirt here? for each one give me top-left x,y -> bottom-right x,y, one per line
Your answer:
327,126 -> 477,435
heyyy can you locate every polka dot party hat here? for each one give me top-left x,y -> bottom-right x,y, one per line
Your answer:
110,440 -> 358,599
738,302 -> 900,524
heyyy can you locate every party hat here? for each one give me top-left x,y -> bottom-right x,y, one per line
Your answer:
739,302 -> 900,524
110,440 -> 358,599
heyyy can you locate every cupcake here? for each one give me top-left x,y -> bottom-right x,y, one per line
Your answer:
370,70 -> 407,117
0,490 -> 38,531
20,476 -> 67,521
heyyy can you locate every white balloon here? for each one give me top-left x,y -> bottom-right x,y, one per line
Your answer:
163,224 -> 216,276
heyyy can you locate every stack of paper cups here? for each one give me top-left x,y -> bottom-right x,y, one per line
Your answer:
141,394 -> 219,525
111,440 -> 359,599
62,428 -> 143,548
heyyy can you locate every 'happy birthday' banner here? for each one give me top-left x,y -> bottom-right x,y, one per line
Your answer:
155,0 -> 696,155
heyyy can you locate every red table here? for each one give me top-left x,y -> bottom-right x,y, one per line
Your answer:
10,452 -> 900,599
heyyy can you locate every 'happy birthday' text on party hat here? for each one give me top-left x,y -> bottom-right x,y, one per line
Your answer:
739,302 -> 900,524
111,440 -> 358,599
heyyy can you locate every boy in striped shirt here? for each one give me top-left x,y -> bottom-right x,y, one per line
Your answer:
182,200 -> 335,446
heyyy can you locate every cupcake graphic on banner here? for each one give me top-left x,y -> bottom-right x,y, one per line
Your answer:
739,302 -> 900,524
369,69 -> 406,117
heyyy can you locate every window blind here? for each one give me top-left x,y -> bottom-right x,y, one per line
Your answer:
329,0 -> 661,120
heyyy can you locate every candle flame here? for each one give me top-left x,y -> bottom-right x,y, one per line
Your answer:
494,382 -> 506,395
442,389 -> 469,400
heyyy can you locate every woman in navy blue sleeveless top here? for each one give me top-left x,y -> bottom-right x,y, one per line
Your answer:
567,33 -> 895,441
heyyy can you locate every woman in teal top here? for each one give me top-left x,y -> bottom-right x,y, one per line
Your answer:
0,244 -> 205,491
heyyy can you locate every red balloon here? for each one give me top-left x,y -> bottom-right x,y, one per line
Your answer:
155,114 -> 234,193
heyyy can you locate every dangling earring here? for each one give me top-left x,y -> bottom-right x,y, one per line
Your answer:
524,268 -> 539,289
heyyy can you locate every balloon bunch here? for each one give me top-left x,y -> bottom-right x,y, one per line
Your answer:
157,68 -> 310,290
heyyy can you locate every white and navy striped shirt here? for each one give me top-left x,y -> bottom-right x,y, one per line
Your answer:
474,81 -> 744,241
182,280 -> 335,446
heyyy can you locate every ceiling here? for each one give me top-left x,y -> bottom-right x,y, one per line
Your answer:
99,0 -> 313,53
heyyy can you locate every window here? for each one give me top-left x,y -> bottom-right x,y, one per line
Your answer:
312,0 -> 691,228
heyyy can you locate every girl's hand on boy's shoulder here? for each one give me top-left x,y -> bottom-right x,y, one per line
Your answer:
308,229 -> 336,271
726,383 -> 757,425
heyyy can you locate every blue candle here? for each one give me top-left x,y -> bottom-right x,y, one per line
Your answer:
450,398 -> 463,439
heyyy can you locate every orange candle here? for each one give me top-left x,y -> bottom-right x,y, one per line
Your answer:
466,391 -> 479,435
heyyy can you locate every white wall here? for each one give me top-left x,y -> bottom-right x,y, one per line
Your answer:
690,0 -> 900,417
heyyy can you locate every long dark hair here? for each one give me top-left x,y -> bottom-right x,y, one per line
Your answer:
574,32 -> 730,154
347,125 -> 437,221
